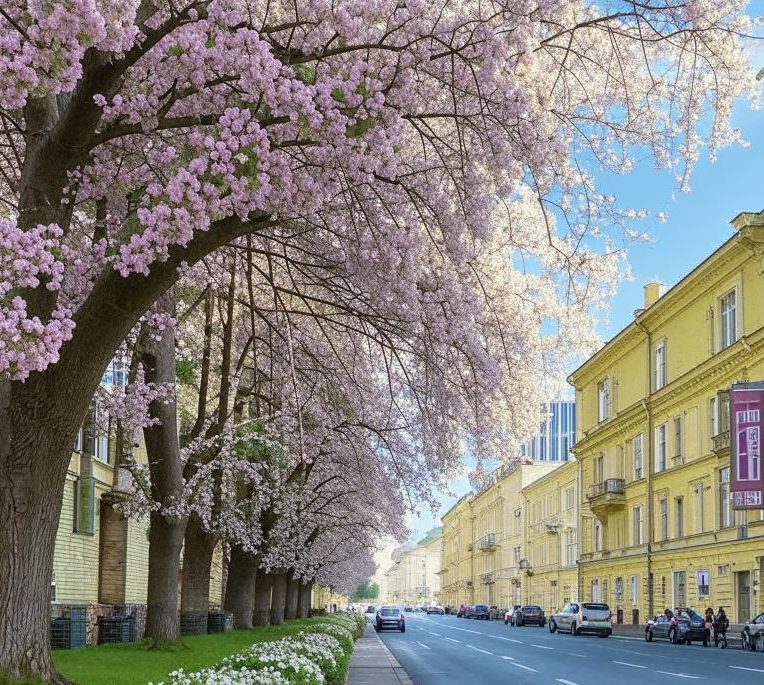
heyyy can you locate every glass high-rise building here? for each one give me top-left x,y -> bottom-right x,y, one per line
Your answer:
519,401 -> 576,462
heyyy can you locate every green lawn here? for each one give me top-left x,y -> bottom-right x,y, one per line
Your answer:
54,619 -> 327,685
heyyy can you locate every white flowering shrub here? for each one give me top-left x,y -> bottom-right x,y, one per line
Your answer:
152,617 -> 357,685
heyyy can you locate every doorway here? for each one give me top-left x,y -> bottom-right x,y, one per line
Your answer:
673,571 -> 686,608
736,571 -> 751,624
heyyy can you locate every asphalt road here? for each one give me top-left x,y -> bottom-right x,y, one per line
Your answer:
377,612 -> 764,684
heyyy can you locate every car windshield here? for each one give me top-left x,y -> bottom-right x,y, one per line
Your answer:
681,610 -> 702,621
475,605 -> 488,610
522,606 -> 540,611
582,603 -> 609,611
381,608 -> 400,616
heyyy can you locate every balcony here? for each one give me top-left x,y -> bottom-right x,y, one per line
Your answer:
712,431 -> 730,454
586,478 -> 626,516
477,533 -> 497,551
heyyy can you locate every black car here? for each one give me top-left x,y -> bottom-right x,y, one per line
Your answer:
404,605 -> 414,613
375,606 -> 406,633
645,614 -> 681,643
647,609 -> 707,645
465,604 -> 490,620
515,605 -> 545,627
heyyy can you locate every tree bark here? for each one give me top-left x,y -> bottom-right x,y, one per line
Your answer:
253,569 -> 273,627
141,292 -> 187,642
180,513 -> 219,629
298,580 -> 313,619
223,545 -> 258,629
285,572 -> 300,620
270,571 -> 288,625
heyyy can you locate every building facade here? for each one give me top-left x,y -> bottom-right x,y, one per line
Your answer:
520,401 -> 576,462
383,527 -> 443,606
569,212 -> 764,624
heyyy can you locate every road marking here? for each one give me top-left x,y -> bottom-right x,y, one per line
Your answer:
613,661 -> 646,669
557,680 -> 580,685
531,644 -> 553,650
511,663 -> 538,673
566,653 -> 586,657
427,632 -> 441,637
415,641 -> 431,650
500,656 -> 515,661
730,666 -> 764,674
492,636 -> 524,643
656,671 -> 701,679
450,627 -> 481,634
467,645 -> 493,655
445,637 -> 462,644
612,635 -> 643,641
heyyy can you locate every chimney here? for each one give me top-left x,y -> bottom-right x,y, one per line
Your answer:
730,210 -> 764,231
643,282 -> 663,309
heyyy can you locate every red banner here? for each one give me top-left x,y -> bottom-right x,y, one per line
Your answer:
731,383 -> 764,509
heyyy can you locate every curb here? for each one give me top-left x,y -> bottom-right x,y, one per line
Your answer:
346,623 -> 416,685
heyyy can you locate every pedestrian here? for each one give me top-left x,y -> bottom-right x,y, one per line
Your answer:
704,607 -> 714,645
664,608 -> 674,620
714,607 -> 729,648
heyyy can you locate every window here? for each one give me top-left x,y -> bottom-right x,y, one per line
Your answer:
697,569 -> 710,598
659,497 -> 668,541
693,483 -> 704,533
563,487 -> 575,511
630,575 -> 638,604
73,458 -> 95,535
719,468 -> 732,528
720,290 -> 737,349
513,509 -> 522,535
513,545 -> 521,566
632,506 -> 643,545
655,424 -> 667,473
597,378 -> 610,422
710,396 -> 718,437
654,340 -> 667,390
564,529 -> 577,566
675,497 -> 684,538
633,434 -> 643,480
719,390 -> 730,433
673,416 -> 682,459
591,579 -> 601,602
594,454 -> 604,483
94,406 -> 110,463
73,426 -> 83,452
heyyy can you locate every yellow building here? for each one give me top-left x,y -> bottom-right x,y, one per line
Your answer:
382,527 -> 443,605
569,211 -> 764,624
522,459 -> 579,612
439,460 -> 559,609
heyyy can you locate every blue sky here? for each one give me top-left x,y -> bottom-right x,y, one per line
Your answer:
395,9 -> 764,549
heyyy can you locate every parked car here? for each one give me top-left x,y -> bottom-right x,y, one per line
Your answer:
515,605 -> 545,627
426,605 -> 446,615
548,601 -> 612,637
404,606 -> 414,613
375,606 -> 406,633
645,614 -> 682,643
465,604 -> 490,620
504,605 -> 522,625
365,605 -> 376,614
742,612 -> 764,651
674,608 -> 709,646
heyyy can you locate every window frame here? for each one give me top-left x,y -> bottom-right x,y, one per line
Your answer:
720,289 -> 737,350
654,339 -> 667,391
655,424 -> 667,473
597,378 -> 610,423
632,505 -> 644,546
632,434 -> 643,481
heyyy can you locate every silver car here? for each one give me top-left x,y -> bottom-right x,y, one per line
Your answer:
548,601 -> 612,637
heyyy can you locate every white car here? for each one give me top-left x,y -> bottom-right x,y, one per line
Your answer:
504,605 -> 522,625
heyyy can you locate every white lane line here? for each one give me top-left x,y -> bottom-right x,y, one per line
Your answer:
512,663 -> 538,673
444,637 -> 462,644
557,680 -> 580,685
567,653 -> 586,657
466,645 -> 493,655
492,636 -> 524,644
613,661 -> 646,669
531,644 -> 553,650
612,635 -> 643,641
656,671 -> 701,680
500,655 -> 515,661
450,627 -> 481,634
427,631 -> 441,637
730,666 -> 764,674
415,641 -> 431,650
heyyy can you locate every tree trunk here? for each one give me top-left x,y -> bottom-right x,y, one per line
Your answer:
0,395 -> 73,683
285,572 -> 300,620
142,292 -> 187,642
270,571 -> 287,625
223,545 -> 258,629
298,580 -> 313,619
253,570 -> 273,627
180,513 -> 219,632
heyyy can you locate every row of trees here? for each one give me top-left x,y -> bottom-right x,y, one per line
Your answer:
0,0 -> 757,682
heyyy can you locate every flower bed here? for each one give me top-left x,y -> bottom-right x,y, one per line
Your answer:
151,613 -> 367,685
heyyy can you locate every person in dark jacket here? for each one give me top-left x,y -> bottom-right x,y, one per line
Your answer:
714,607 -> 729,647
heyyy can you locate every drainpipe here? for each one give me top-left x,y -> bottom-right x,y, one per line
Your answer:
637,318 -> 654,621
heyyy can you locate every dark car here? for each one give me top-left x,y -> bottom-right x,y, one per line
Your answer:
426,605 -> 446,615
375,606 -> 406,633
404,605 -> 414,613
465,604 -> 490,620
674,608 -> 709,646
645,614 -> 682,643
515,605 -> 545,627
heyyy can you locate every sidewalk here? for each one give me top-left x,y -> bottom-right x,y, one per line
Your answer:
612,622 -> 744,644
347,623 -> 415,685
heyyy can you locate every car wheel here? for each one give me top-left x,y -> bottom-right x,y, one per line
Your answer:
516,618 -> 523,627
645,629 -> 653,642
755,632 -> 764,652
570,622 -> 577,636
549,620 -> 557,634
